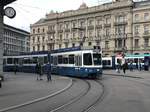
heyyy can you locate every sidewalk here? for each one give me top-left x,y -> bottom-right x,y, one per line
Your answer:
0,72 -> 72,110
103,69 -> 150,79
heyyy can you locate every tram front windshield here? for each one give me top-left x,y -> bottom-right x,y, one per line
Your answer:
93,53 -> 101,65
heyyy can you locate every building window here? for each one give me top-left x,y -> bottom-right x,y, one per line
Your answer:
118,40 -> 122,48
37,45 -> 40,51
37,36 -> 40,42
144,38 -> 149,47
89,19 -> 93,26
42,36 -> 45,42
80,21 -> 85,28
59,44 -> 61,49
144,25 -> 149,34
33,29 -> 35,34
116,15 -> 126,23
42,45 -> 45,51
88,42 -> 92,46
144,13 -> 149,21
134,25 -> 139,35
105,41 -> 109,49
37,28 -> 40,33
42,28 -> 45,33
115,26 -> 125,35
72,22 -> 76,28
32,37 -> 35,43
106,28 -> 110,36
134,39 -> 139,48
135,14 -> 139,21
72,43 -> 75,47
65,43 -> 68,48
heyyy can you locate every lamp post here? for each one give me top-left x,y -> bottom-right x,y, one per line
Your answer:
0,0 -> 16,78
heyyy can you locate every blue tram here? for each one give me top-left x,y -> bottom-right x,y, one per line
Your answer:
50,46 -> 102,78
102,54 -> 150,69
3,46 -> 102,78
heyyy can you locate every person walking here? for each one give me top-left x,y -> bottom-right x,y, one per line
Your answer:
39,63 -> 43,80
129,61 -> 133,71
35,62 -> 40,80
46,62 -> 51,82
122,62 -> 128,76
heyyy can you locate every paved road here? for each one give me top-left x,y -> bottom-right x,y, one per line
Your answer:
1,70 -> 150,112
0,72 -> 72,112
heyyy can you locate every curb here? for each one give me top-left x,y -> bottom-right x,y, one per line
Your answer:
103,73 -> 143,79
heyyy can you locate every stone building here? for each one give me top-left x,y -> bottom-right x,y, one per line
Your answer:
3,24 -> 30,56
30,0 -> 150,56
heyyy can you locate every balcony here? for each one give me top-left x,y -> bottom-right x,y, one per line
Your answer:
47,30 -> 55,34
65,29 -> 70,32
104,23 -> 111,27
114,34 -> 127,39
58,29 -> 63,33
143,32 -> 150,38
96,25 -> 102,29
114,21 -> 127,26
88,25 -> 94,30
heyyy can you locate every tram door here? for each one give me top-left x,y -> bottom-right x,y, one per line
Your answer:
75,55 -> 82,75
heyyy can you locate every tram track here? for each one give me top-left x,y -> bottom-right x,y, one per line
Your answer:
49,79 -> 106,112
81,80 -> 105,112
49,79 -> 91,112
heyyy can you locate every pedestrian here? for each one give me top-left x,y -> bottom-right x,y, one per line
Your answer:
46,62 -> 51,82
129,61 -> 133,71
14,63 -> 18,74
122,62 -> 128,75
39,63 -> 43,80
139,61 -> 142,71
35,62 -> 40,80
116,61 -> 121,73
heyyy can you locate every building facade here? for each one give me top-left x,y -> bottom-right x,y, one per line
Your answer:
30,0 -> 150,56
3,24 -> 30,56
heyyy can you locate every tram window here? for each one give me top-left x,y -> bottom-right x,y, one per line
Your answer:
23,58 -> 31,64
83,53 -> 92,65
93,53 -> 101,65
38,57 -> 44,65
44,56 -> 48,64
7,58 -> 13,64
33,57 -> 38,64
69,55 -> 74,64
63,57 -> 68,64
58,55 -> 63,64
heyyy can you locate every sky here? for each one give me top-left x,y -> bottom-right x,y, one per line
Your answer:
4,0 -> 138,32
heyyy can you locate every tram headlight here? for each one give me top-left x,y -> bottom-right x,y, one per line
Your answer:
97,69 -> 100,71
